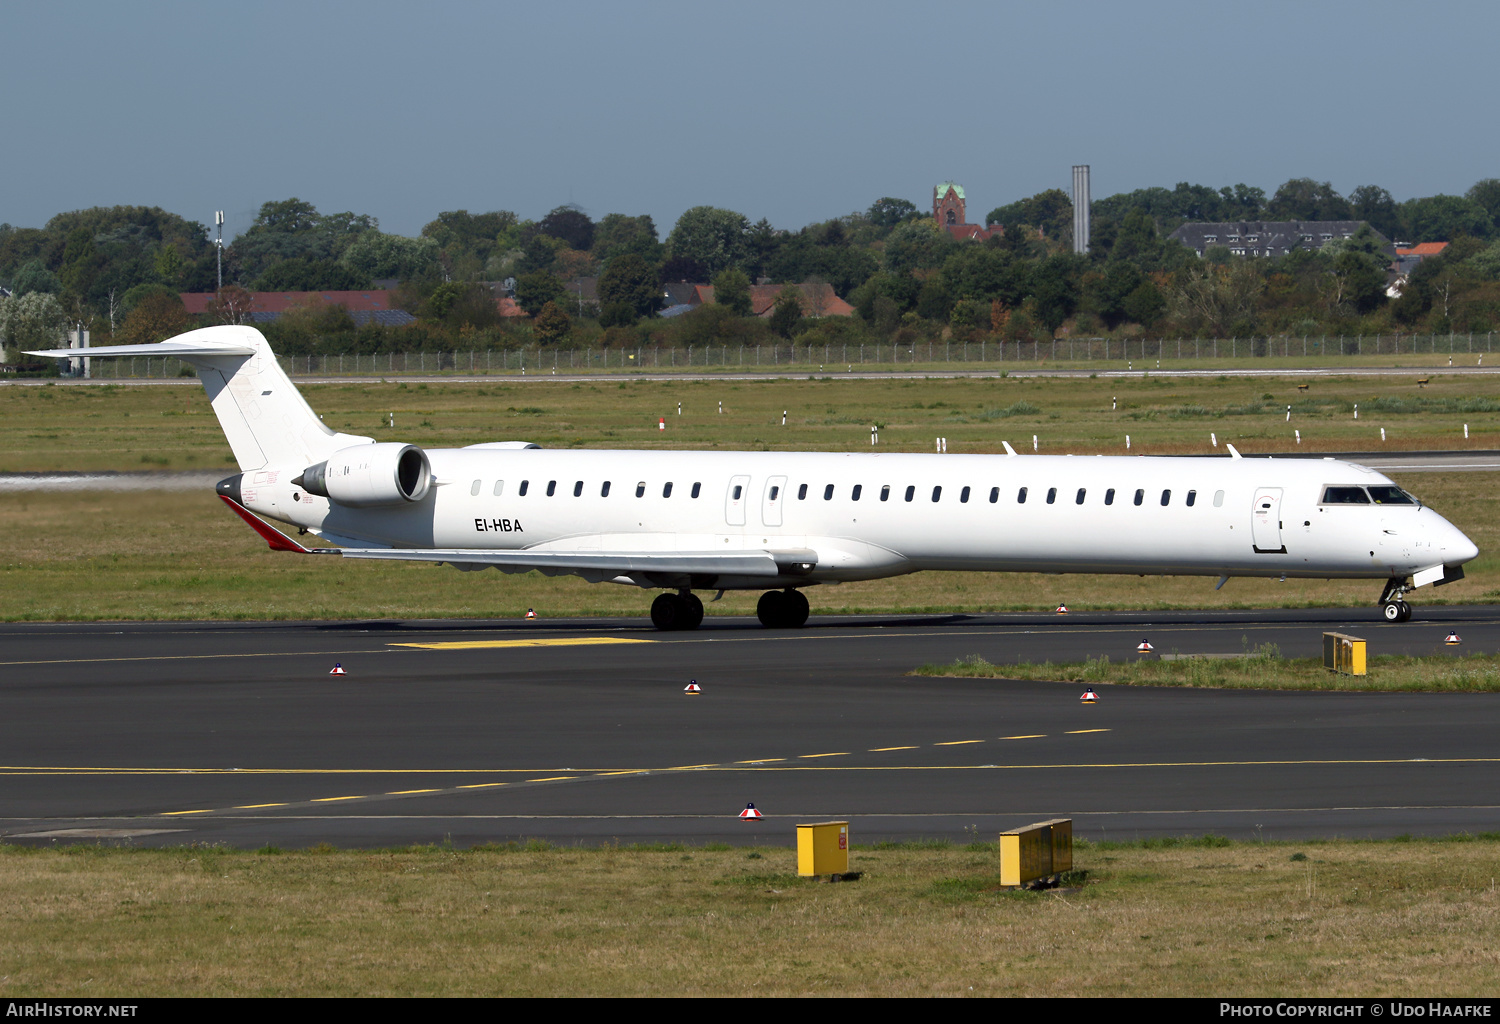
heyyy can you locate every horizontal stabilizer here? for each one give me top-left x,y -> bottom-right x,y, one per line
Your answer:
26,339 -> 257,359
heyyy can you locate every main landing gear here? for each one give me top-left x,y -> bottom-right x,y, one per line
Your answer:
1379,577 -> 1413,623
651,590 -> 704,631
757,589 -> 810,629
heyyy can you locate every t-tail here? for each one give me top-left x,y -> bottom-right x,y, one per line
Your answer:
26,325 -> 371,471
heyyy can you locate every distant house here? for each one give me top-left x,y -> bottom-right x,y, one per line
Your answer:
658,281 -> 855,319
1168,221 -> 1390,259
179,290 -> 418,326
933,182 -> 1000,242
1386,242 -> 1450,298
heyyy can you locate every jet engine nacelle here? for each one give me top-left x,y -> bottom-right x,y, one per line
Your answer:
296,443 -> 431,508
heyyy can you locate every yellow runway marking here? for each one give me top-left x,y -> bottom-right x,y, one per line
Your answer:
235,803 -> 288,809
799,752 -> 849,758
457,783 -> 507,789
1067,729 -> 1112,735
736,758 -> 784,764
1003,734 -> 1047,740
390,637 -> 655,650
936,740 -> 984,746
597,770 -> 648,776
526,776 -> 576,782
162,809 -> 215,816
387,789 -> 441,795
671,764 -> 721,769
311,795 -> 363,802
869,746 -> 918,751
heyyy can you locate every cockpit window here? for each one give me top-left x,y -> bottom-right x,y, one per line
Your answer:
1367,486 -> 1416,505
1321,486 -> 1370,505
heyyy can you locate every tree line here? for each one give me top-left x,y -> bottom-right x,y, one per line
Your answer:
5,177 -> 1500,365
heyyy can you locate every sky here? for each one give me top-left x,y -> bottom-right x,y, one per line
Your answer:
3,1 -> 1495,241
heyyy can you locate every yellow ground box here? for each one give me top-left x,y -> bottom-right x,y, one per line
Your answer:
1000,818 -> 1073,887
796,821 -> 849,877
1323,632 -> 1367,676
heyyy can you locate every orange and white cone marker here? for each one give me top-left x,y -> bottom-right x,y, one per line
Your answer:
1445,631 -> 1462,645
1056,603 -> 1069,615
1136,639 -> 1154,652
525,608 -> 537,620
1080,689 -> 1099,703
684,680 -> 702,695
329,663 -> 346,676
658,417 -> 665,430
738,802 -> 763,820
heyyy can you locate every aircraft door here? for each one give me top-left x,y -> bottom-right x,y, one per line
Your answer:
1251,487 -> 1286,553
761,475 -> 787,527
725,474 -> 751,526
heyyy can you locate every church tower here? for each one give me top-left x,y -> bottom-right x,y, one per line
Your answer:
933,182 -> 967,227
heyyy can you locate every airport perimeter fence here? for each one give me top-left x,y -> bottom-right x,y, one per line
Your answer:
51,331 -> 1500,380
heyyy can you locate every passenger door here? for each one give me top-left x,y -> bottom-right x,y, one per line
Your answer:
725,474 -> 750,526
761,475 -> 787,527
1251,487 -> 1285,553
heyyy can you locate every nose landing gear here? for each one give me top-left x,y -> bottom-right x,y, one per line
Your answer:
1378,577 -> 1413,622
756,589 -> 810,628
650,590 -> 704,631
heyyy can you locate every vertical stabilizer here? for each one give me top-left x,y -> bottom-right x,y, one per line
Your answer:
26,325 -> 372,471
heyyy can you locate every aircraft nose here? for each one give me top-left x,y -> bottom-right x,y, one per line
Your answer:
1451,530 -> 1480,565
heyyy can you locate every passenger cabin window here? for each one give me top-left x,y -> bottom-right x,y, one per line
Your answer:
988,487 -> 998,503
931,486 -> 942,502
732,484 -> 742,500
519,480 -> 529,496
1104,488 -> 1115,505
798,484 -> 808,500
904,485 -> 915,502
691,483 -> 701,498
881,485 -> 890,501
960,486 -> 970,503
573,480 -> 583,497
470,479 -> 481,496
662,482 -> 673,498
1368,486 -> 1415,505
1017,487 -> 1028,503
600,481 -> 611,497
852,484 -> 862,501
823,484 -> 834,500
1076,488 -> 1086,505
1133,488 -> 1144,506
769,485 -> 780,501
1186,489 -> 1196,507
635,482 -> 645,497
546,480 -> 557,497
1160,489 -> 1171,506
492,480 -> 504,496
1322,486 -> 1370,505
1213,489 -> 1225,507
1046,487 -> 1057,504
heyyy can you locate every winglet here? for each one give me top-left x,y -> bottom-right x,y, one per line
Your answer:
1226,443 -> 1243,459
218,494 -> 315,553
1001,441 -> 1018,457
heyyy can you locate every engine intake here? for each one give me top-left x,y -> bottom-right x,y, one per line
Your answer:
295,443 -> 431,507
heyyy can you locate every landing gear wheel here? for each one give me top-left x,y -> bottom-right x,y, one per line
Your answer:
1383,601 -> 1413,623
1398,601 -> 1412,622
756,590 -> 785,628
682,592 -> 704,629
783,589 -> 809,627
756,589 -> 809,628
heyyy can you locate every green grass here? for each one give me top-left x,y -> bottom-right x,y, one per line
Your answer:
2,837 -> 1500,995
915,647 -> 1500,691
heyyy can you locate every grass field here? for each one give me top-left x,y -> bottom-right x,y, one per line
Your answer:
1,837 -> 1497,996
0,373 -> 1495,621
916,648 -> 1500,692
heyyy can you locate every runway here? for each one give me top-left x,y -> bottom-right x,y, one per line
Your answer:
4,607 -> 1500,849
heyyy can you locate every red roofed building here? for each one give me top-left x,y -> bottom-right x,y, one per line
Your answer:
934,182 -> 999,242
747,282 -> 855,318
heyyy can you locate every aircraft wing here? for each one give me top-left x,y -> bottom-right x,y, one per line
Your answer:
219,495 -> 782,577
26,339 -> 259,359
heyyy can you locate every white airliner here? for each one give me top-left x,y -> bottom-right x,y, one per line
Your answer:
30,325 -> 1478,629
